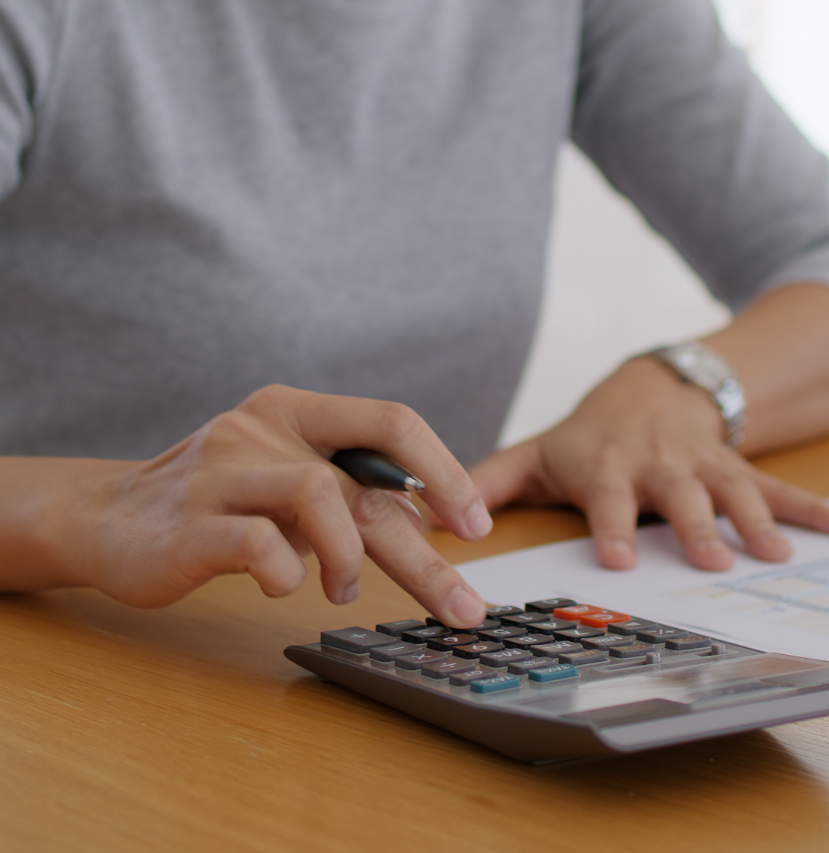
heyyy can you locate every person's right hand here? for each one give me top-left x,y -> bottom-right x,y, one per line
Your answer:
2,386 -> 491,627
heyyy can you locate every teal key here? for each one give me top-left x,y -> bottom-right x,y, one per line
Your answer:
528,664 -> 578,683
470,675 -> 521,694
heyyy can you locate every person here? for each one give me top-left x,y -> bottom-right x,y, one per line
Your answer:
1,0 -> 829,629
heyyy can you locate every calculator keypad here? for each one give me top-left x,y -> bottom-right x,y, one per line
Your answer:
318,603 -> 721,697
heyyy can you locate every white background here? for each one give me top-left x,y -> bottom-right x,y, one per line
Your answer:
499,1 -> 829,447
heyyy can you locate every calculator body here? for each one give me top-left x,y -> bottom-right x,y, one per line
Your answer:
284,601 -> 829,764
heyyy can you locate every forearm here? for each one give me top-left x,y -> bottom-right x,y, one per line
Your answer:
702,283 -> 829,456
0,457 -> 125,593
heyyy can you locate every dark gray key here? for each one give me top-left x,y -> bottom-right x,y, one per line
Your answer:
507,658 -> 556,675
665,634 -> 712,651
480,648 -> 533,668
554,626 -> 604,641
526,619 -> 578,635
395,649 -> 450,670
478,626 -> 528,642
369,641 -> 425,662
636,626 -> 690,644
421,657 -> 477,679
320,627 -> 396,654
581,634 -> 634,651
608,618 -> 659,637
525,597 -> 577,613
559,649 -> 609,666
531,640 -> 583,658
485,605 -> 524,619
375,619 -> 426,637
425,617 -> 500,633
401,626 -> 452,644
427,633 -> 479,651
449,666 -> 498,687
453,641 -> 505,659
500,612 -> 549,627
609,642 -> 651,659
503,635 -> 549,650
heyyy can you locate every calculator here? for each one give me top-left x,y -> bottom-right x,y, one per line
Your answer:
284,597 -> 829,764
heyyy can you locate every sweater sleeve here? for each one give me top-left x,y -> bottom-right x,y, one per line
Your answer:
0,0 -> 65,200
572,0 -> 829,311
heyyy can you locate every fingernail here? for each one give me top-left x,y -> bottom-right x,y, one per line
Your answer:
602,539 -> 635,567
465,501 -> 493,539
340,581 -> 360,604
448,586 -> 485,626
756,532 -> 792,561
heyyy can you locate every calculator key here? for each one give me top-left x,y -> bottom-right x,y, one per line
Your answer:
503,635 -> 549,650
507,658 -> 558,675
559,649 -> 609,666
480,648 -> 533,668
526,619 -> 578,635
554,626 -> 604,641
607,619 -> 659,636
395,649 -> 450,670
528,664 -> 579,683
525,598 -> 577,613
478,626 -> 528,642
485,605 -> 524,619
375,620 -> 426,637
470,675 -> 521,694
665,634 -> 713,651
320,627 -> 396,653
500,612 -> 549,627
636,626 -> 690,644
449,666 -> 498,687
426,633 -> 479,651
453,641 -> 505,659
608,642 -> 651,659
421,658 -> 477,679
553,604 -> 603,620
580,634 -> 634,650
532,640 -> 584,659
578,610 -> 631,628
401,626 -> 452,644
369,642 -> 426,662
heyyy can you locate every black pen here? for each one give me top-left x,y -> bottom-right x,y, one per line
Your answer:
331,448 -> 425,493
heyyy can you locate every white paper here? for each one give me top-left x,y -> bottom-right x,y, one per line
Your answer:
456,521 -> 829,661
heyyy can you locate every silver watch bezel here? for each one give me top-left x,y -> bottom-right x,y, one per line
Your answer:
648,342 -> 746,448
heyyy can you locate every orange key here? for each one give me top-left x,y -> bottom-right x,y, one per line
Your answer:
552,604 -> 603,620
579,611 -> 631,627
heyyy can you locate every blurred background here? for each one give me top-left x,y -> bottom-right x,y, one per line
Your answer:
499,0 -> 829,447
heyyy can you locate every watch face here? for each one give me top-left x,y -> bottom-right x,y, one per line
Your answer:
670,343 -> 730,391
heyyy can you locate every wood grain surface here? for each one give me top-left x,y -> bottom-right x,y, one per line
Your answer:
2,438 -> 829,852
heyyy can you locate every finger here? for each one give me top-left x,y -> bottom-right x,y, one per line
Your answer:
582,477 -> 639,570
187,515 -> 308,599
467,441 -> 551,510
646,473 -> 734,571
708,473 -> 792,562
285,389 -> 492,541
349,487 -> 486,628
388,491 -> 423,531
220,462 -> 365,604
755,471 -> 829,533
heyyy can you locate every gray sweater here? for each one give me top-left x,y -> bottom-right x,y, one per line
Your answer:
1,0 -> 828,466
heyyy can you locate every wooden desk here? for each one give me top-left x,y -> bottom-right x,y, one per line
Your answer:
3,438 -> 829,852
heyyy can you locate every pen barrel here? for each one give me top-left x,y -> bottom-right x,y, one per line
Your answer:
331,449 -> 423,492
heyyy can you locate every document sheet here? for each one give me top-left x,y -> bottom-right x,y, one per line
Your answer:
456,521 -> 829,662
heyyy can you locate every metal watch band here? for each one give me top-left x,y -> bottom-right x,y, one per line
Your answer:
646,342 -> 747,449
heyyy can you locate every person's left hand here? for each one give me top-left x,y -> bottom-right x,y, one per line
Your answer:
468,357 -> 829,571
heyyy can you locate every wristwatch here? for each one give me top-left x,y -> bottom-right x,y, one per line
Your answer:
646,341 -> 746,448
